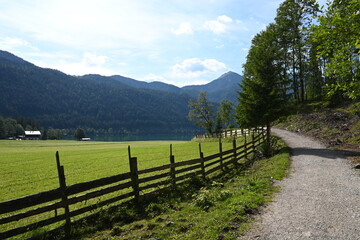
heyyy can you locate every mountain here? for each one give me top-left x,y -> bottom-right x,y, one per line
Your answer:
0,50 -> 192,133
110,75 -> 181,94
181,71 -> 242,103
0,50 -> 242,133
106,71 -> 242,103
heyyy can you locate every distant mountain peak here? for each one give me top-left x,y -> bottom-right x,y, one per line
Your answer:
217,71 -> 241,79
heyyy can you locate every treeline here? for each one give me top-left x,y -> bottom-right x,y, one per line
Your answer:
243,0 -> 358,105
0,116 -> 65,140
0,51 -> 194,134
0,116 -> 39,139
0,115 -> 171,140
236,0 -> 359,130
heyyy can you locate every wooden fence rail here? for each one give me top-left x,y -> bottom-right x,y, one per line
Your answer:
0,128 -> 266,240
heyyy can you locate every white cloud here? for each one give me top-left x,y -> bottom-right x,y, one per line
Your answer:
218,15 -> 233,23
204,15 -> 233,34
0,1 -> 177,50
172,58 -> 226,78
141,73 -> 168,83
34,52 -> 115,76
0,37 -> 36,51
172,22 -> 193,35
82,53 -> 107,67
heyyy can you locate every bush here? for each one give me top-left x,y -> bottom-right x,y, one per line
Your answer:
254,136 -> 280,159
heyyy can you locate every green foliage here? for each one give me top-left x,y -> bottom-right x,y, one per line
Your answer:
236,24 -> 285,130
74,127 -> 86,140
254,136 -> 282,159
47,128 -> 64,140
0,116 -> 40,139
0,117 -> 4,139
192,182 -> 232,211
218,100 -> 235,129
312,0 -> 360,100
274,0 -> 320,103
188,92 -> 215,134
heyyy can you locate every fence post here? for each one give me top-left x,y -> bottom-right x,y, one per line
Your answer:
128,146 -> 139,204
252,129 -> 256,154
244,130 -> 248,159
219,138 -> 223,169
55,151 -> 71,238
232,137 -> 237,164
198,143 -> 206,180
169,144 -> 176,189
263,126 -> 266,142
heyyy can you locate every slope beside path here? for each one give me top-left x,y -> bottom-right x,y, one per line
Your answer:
240,128 -> 360,240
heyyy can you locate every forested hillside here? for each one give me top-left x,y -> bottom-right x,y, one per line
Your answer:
0,51 -> 192,134
0,51 -> 242,135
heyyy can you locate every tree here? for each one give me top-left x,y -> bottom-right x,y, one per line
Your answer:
312,0 -> 360,100
47,128 -> 64,140
74,127 -> 86,140
4,118 -> 17,138
188,92 -> 214,134
236,24 -> 285,143
41,130 -> 48,140
218,100 -> 234,129
275,0 -> 320,103
0,117 -> 5,139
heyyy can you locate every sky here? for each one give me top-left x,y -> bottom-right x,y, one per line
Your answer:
0,0 -> 327,87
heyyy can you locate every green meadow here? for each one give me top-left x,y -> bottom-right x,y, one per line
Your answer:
0,139 -> 235,202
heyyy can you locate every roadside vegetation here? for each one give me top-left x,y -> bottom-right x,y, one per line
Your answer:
275,101 -> 360,164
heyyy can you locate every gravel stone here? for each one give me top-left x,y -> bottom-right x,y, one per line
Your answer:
240,128 -> 360,240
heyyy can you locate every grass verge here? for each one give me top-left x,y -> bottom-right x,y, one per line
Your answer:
73,137 -> 291,240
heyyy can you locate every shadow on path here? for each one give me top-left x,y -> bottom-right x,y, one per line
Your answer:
290,148 -> 360,160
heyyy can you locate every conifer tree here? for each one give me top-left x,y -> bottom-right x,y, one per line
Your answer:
236,24 -> 285,143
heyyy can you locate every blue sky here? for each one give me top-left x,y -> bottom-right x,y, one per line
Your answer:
0,0 -> 327,87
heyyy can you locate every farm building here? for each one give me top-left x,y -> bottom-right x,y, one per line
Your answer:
24,131 -> 41,140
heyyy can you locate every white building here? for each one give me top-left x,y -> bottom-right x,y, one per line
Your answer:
24,131 -> 41,140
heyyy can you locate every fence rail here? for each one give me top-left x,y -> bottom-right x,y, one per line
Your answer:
0,128 -> 266,240
195,127 -> 265,139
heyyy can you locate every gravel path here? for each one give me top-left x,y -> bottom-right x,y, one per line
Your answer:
240,128 -> 360,240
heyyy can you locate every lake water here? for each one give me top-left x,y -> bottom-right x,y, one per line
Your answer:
64,133 -> 196,142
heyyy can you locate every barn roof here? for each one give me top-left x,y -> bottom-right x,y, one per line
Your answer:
24,131 -> 41,135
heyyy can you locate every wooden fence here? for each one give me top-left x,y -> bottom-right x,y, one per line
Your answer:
0,128 -> 266,240
195,127 -> 264,139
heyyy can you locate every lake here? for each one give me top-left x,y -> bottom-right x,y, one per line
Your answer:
64,133 -> 196,142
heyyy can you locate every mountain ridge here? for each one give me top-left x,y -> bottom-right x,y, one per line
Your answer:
0,50 -> 242,132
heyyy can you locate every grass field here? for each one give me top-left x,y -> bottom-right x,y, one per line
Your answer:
0,139 -> 236,202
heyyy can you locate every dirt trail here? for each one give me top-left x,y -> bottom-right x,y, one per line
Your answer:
240,128 -> 360,240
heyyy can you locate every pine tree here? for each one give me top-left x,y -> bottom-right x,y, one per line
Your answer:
236,24 -> 285,143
